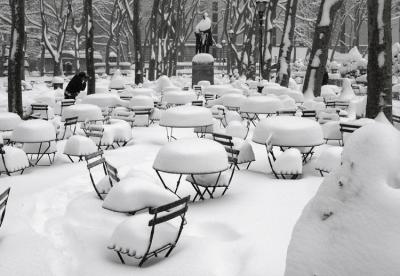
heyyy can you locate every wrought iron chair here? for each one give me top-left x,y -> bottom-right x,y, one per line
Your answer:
108,196 -> 190,267
85,151 -> 120,200
0,187 -> 11,229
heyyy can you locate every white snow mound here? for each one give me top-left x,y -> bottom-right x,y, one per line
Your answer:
285,123 -> 400,276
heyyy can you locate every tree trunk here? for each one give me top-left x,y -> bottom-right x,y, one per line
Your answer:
40,26 -> 45,76
366,0 -> 392,120
0,43 -> 5,77
276,0 -> 298,87
302,0 -> 343,98
148,0 -> 159,81
84,0 -> 95,94
133,0 -> 143,84
74,33 -> 80,72
262,0 -> 278,80
8,0 -> 25,117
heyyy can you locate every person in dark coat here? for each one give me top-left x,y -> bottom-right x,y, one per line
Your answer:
322,69 -> 329,86
64,72 -> 88,99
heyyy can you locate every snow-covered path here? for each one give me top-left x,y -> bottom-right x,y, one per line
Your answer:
0,125 -> 321,276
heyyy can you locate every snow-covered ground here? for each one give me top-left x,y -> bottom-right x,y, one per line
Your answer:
0,81 -> 324,275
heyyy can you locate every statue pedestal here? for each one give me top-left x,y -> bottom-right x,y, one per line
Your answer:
192,54 -> 214,87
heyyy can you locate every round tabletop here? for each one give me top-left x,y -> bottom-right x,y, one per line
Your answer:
11,119 -> 56,143
81,93 -> 121,108
163,90 -> 197,105
160,106 -> 214,128
0,112 -> 22,131
153,138 -> 229,174
240,96 -> 283,114
252,116 -> 324,147
61,104 -> 103,122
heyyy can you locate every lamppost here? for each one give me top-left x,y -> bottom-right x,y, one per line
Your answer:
228,29 -> 234,76
256,0 -> 267,81
221,39 -> 226,76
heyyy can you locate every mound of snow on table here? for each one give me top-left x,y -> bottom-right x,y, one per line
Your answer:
285,122 -> 400,276
160,106 -> 213,127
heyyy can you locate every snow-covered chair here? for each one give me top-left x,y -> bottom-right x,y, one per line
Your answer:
112,108 -> 135,127
339,122 -> 362,145
82,122 -> 107,150
212,132 -> 254,170
30,104 -> 52,120
225,121 -> 249,140
85,151 -> 120,200
63,135 -> 98,162
191,100 -> 204,107
0,187 -> 11,229
0,142 -> 30,176
108,196 -> 190,267
301,110 -> 317,120
102,176 -> 178,215
265,135 -> 302,179
315,146 -> 343,176
56,116 -> 78,141
276,109 -> 297,116
60,99 -> 75,116
322,121 -> 342,145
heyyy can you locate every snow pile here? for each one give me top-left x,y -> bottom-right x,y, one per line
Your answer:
225,121 -> 248,139
253,116 -> 324,146
109,214 -> 180,258
204,85 -> 243,97
155,75 -> 180,92
0,112 -> 22,131
263,85 -> 304,103
63,135 -> 98,156
315,146 -> 343,174
101,120 -> 132,145
153,138 -> 228,174
51,76 -> 64,84
129,87 -> 155,97
163,90 -> 197,105
81,94 -> 121,108
103,176 -> 178,213
109,70 -> 126,90
285,123 -> 400,276
61,104 -> 103,122
160,106 -> 213,127
348,46 -> 363,62
192,53 -> 214,64
321,85 -> 340,99
302,100 -> 326,111
0,145 -> 30,172
198,80 -> 211,87
272,148 -> 302,175
208,93 -> 246,109
34,92 -> 57,108
240,96 -> 283,114
129,95 -> 154,108
339,78 -> 355,101
11,120 -> 56,142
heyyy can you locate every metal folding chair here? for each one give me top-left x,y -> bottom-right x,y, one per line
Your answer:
85,151 -> 120,200
0,187 -> 11,229
108,196 -> 190,267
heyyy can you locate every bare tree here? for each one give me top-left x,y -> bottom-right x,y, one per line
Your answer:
262,0 -> 278,80
84,0 -> 95,94
71,2 -> 85,73
39,0 -> 72,76
276,0 -> 298,87
302,0 -> 343,98
366,0 -> 392,120
7,0 -> 24,117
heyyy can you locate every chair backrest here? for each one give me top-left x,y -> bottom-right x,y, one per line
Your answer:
335,100 -> 349,110
120,95 -> 133,101
193,85 -> 202,93
0,187 -> 11,228
277,109 -> 296,116
61,100 -> 75,115
339,123 -> 361,134
204,94 -> 216,102
183,87 -> 190,91
212,133 -> 239,165
393,115 -> 400,125
86,151 -> 119,199
58,116 -> 79,140
191,100 -> 203,107
148,196 -> 190,227
31,104 -> 49,120
132,107 -> 152,116
83,122 -> 105,138
302,110 -> 316,119
325,101 -> 336,108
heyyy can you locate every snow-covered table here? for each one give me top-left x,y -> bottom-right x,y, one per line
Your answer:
159,106 -> 213,141
239,96 -> 283,126
61,104 -> 104,122
11,120 -> 57,165
0,112 -> 22,143
253,116 -> 324,163
162,90 -> 197,107
81,94 -> 121,108
153,138 -> 229,201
